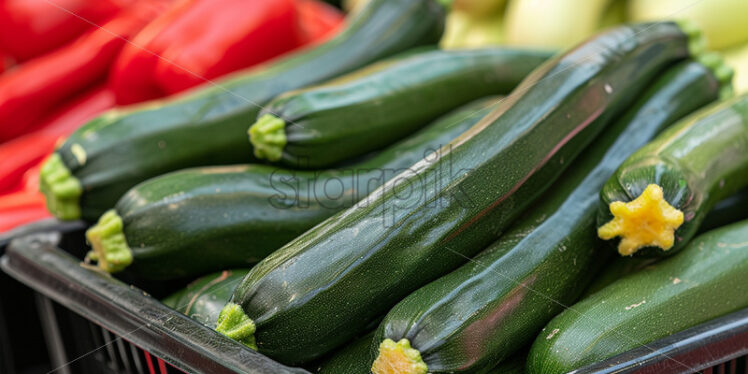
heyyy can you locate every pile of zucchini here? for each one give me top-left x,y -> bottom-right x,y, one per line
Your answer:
35,0 -> 748,372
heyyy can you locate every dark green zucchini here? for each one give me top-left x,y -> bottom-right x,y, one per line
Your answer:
586,184 -> 747,294
162,269 -> 250,327
216,23 -> 703,365
369,59 -> 728,374
597,92 -> 748,257
38,0 -> 450,222
83,98 -> 499,278
527,219 -> 748,374
315,333 -> 526,374
315,332 -> 376,374
249,48 -> 552,168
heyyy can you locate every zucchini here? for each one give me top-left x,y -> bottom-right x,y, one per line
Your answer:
162,269 -> 250,327
370,59 -> 728,374
315,334 -> 526,374
315,332 -> 376,374
527,219 -> 748,374
249,48 -> 551,168
84,98 -> 499,278
39,0 -> 450,222
216,23 -> 703,365
597,92 -> 748,257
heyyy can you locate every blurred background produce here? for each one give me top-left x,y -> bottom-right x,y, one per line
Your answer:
0,0 -> 343,231
442,0 -> 748,94
3,0 -> 748,233
0,1 -> 747,373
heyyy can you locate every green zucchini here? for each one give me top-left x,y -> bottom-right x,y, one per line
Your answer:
39,0 -> 450,222
527,219 -> 748,374
315,332 -> 376,374
84,98 -> 499,278
369,59 -> 728,374
249,48 -> 552,168
315,334 -> 526,374
597,92 -> 748,257
216,23 -> 703,365
162,269 -> 250,327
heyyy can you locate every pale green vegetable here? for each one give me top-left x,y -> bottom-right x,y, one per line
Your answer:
504,0 -> 612,49
441,11 -> 505,48
453,0 -> 506,16
629,0 -> 748,50
724,43 -> 748,94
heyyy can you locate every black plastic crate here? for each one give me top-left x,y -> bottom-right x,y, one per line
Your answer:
1,224 -> 747,374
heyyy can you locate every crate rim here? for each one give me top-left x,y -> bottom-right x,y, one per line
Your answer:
0,232 -> 307,374
1,228 -> 747,374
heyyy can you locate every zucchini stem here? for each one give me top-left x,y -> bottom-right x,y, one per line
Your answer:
598,184 -> 684,256
248,114 -> 287,161
697,52 -> 735,99
85,210 -> 134,273
215,303 -> 257,350
39,153 -> 83,220
675,19 -> 706,59
435,0 -> 455,9
371,339 -> 428,374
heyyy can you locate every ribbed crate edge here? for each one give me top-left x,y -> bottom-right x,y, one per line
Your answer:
0,233 -> 308,374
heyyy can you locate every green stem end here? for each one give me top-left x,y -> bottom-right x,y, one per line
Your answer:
248,114 -> 287,162
697,52 -> 735,100
371,338 -> 428,374
39,153 -> 82,220
85,210 -> 133,273
435,0 -> 455,9
675,19 -> 706,59
216,303 -> 257,350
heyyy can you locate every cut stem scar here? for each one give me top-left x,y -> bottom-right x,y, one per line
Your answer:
85,210 -> 133,273
248,114 -> 287,161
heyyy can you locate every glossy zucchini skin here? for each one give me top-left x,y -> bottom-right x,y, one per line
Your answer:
96,98 -> 498,279
222,23 -> 698,365
598,93 -> 748,257
527,219 -> 748,374
162,269 -> 250,327
250,48 -> 552,168
315,332 -> 376,374
371,60 -> 723,374
41,0 -> 449,222
315,333 -> 526,374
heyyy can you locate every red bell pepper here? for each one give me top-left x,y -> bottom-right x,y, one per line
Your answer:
0,190 -> 50,233
0,50 -> 10,75
110,0 -> 302,104
295,0 -> 345,45
0,1 -> 168,144
0,87 -> 116,194
0,0 -> 130,62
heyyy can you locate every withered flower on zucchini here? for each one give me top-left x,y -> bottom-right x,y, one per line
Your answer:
38,0 -> 451,221
216,22 -> 704,365
248,48 -> 551,168
528,219 -> 748,374
370,58 -> 728,374
83,98 -> 499,278
597,91 -> 748,257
